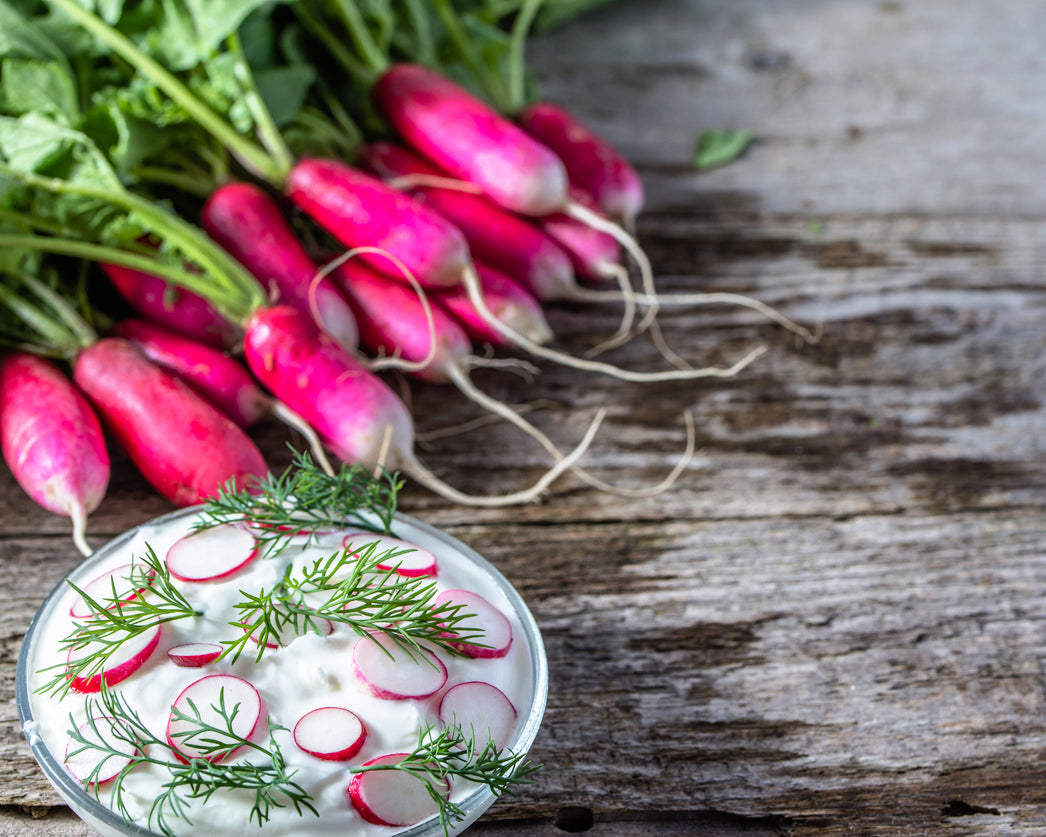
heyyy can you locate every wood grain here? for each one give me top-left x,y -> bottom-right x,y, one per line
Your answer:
5,1 -> 1046,835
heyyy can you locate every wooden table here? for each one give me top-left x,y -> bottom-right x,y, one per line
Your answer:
4,1 -> 1046,834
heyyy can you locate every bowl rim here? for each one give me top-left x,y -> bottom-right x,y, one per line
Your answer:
16,505 -> 549,837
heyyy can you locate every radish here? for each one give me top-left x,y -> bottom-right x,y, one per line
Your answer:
434,590 -> 512,659
356,141 -> 577,301
375,64 -> 568,218
0,352 -> 109,557
72,338 -> 269,508
435,261 -> 552,349
70,563 -> 156,619
348,753 -> 448,827
65,718 -> 136,785
439,681 -> 518,750
165,523 -> 260,582
287,157 -> 471,289
68,620 -> 161,693
200,181 -> 359,351
537,186 -> 625,283
352,632 -> 448,700
293,707 -> 367,761
241,304 -> 604,506
101,262 -> 240,349
518,101 -> 645,229
166,674 -> 262,762
166,643 -> 223,668
342,532 -> 438,578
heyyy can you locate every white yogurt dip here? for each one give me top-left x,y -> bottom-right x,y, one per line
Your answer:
22,508 -> 544,837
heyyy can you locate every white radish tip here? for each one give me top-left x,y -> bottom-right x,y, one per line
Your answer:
166,674 -> 262,762
293,707 -> 367,761
165,523 -> 259,582
352,633 -> 448,700
347,753 -> 448,827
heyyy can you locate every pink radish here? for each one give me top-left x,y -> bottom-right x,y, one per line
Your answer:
65,718 -> 136,785
374,64 -> 568,217
165,523 -> 259,582
287,157 -> 471,288
0,352 -> 109,557
352,632 -> 448,700
293,707 -> 367,761
348,753 -> 448,827
439,681 -> 518,750
356,141 -> 576,301
200,181 -> 359,351
112,318 -> 334,474
101,262 -> 239,349
518,101 -> 645,228
342,532 -> 438,578
536,186 -> 625,282
167,643 -> 223,668
241,304 -> 603,506
70,563 -> 156,619
435,590 -> 513,659
434,261 -> 552,348
68,620 -> 161,693
166,674 -> 262,762
72,337 -> 268,507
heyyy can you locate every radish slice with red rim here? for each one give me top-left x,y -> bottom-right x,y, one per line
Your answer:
70,563 -> 156,618
68,620 -> 161,693
347,753 -> 448,827
293,707 -> 367,761
167,642 -> 222,668
352,633 -> 447,699
166,674 -> 262,762
165,523 -> 259,582
342,532 -> 438,577
439,681 -> 518,750
65,717 -> 137,785
435,589 -> 513,658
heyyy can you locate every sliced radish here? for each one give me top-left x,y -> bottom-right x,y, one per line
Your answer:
165,523 -> 259,582
166,674 -> 262,762
347,753 -> 448,827
246,613 -> 335,649
293,707 -> 367,761
65,717 -> 137,785
70,563 -> 156,619
167,642 -> 223,668
435,590 -> 513,659
352,633 -> 448,700
68,621 -> 161,693
342,532 -> 438,578
439,681 -> 518,750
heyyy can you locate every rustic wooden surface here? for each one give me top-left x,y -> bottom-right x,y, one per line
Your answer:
4,0 -> 1046,834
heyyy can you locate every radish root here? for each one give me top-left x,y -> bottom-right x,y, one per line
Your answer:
269,400 -> 336,476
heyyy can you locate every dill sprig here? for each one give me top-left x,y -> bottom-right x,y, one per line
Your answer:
195,450 -> 403,558
68,683 -> 317,837
355,722 -> 541,835
37,547 -> 201,698
223,539 -> 487,664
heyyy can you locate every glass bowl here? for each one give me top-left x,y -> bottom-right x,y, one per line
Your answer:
17,506 -> 548,837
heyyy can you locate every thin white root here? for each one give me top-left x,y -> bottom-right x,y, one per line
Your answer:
632,290 -> 821,344
464,264 -> 768,382
416,399 -> 561,443
466,355 -> 541,379
315,246 -> 441,374
583,262 -> 639,357
401,408 -> 607,507
566,200 -> 660,337
270,401 -> 335,476
71,504 -> 92,557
